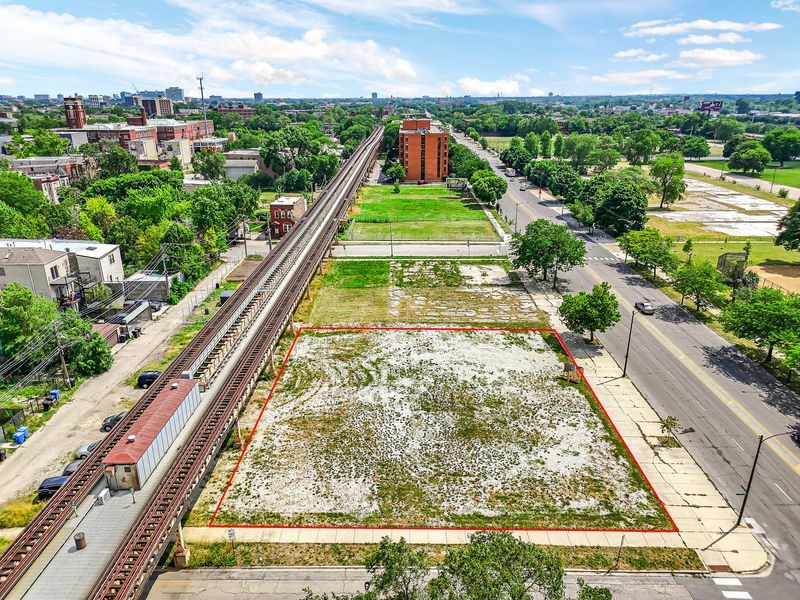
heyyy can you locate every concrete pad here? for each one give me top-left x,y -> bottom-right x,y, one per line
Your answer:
546,531 -> 571,546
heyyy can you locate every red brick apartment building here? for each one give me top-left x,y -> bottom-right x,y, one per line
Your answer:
269,196 -> 307,238
398,118 -> 448,181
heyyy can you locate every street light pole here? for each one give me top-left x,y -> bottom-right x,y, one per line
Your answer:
770,166 -> 778,194
736,432 -> 793,527
514,203 -> 519,234
622,310 -> 635,377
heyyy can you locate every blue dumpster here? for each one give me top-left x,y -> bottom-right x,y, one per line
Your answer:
49,389 -> 61,403
13,426 -> 30,444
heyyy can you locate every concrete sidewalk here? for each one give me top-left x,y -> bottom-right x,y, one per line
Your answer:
0,245 -> 248,504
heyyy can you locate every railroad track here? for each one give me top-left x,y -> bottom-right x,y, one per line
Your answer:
0,127 -> 382,599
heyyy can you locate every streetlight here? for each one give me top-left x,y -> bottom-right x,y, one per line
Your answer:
736,431 -> 794,527
514,202 -> 519,234
622,310 -> 635,377
769,166 -> 778,194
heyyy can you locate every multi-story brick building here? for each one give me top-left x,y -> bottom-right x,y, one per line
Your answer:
63,97 -> 87,129
217,103 -> 256,119
398,118 -> 448,182
141,96 -> 174,117
148,118 -> 214,142
269,196 -> 307,238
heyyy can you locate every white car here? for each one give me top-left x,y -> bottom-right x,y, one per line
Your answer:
76,440 -> 100,459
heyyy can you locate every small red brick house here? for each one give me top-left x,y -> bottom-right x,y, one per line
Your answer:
269,196 -> 307,238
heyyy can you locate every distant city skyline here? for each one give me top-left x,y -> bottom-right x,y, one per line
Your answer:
0,1 -> 799,98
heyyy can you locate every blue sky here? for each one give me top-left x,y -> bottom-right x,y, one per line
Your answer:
0,0 -> 799,98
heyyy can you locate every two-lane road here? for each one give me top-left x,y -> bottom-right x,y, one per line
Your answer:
455,133 -> 800,599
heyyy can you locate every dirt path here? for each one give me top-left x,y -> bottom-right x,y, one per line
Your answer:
0,246 -> 248,504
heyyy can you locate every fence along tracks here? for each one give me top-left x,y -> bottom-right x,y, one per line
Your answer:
0,127 -> 382,600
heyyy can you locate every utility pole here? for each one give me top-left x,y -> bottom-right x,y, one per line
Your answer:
197,74 -> 209,137
266,220 -> 273,251
53,320 -> 72,389
389,220 -> 393,257
623,310 -> 635,377
160,245 -> 170,301
240,216 -> 248,257
736,432 -> 792,527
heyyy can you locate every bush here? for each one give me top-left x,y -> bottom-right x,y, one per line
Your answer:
167,279 -> 191,305
778,188 -> 789,198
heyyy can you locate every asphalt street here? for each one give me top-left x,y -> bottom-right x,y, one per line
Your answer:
456,133 -> 800,600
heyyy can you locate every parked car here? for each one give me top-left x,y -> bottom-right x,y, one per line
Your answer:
76,440 -> 100,459
62,459 -> 84,476
137,370 -> 162,389
102,411 -> 128,432
37,475 -> 69,500
635,301 -> 655,315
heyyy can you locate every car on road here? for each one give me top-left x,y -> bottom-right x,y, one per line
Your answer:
102,411 -> 128,432
37,475 -> 69,500
62,459 -> 84,476
635,301 -> 655,315
136,370 -> 162,389
76,440 -> 100,459
519,183 -> 528,190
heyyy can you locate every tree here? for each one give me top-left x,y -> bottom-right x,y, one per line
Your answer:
713,118 -> 745,142
8,129 -> 69,157
98,145 -> 139,179
429,531 -> 565,600
723,287 -> 800,362
594,180 -> 648,235
671,260 -> 726,310
470,169 -> 507,204
364,537 -> 429,600
722,134 -> 746,158
726,261 -> 760,300
776,199 -> 800,251
682,238 -> 694,262
588,147 -> 620,173
386,163 -> 406,182
192,149 -> 226,180
83,283 -> 113,304
0,169 -> 50,214
168,155 -> 183,171
728,141 -> 771,174
735,98 -> 752,114
649,153 -> 686,209
0,283 -> 59,364
540,131 -> 553,158
562,133 -> 597,174
619,227 -> 677,278
499,145 -> 533,172
511,219 -> 585,288
680,135 -> 710,161
623,129 -> 659,165
279,168 -> 313,192
559,282 -> 621,342
780,336 -> 800,383
523,132 -> 540,157
762,127 -> 800,167
552,133 -> 564,159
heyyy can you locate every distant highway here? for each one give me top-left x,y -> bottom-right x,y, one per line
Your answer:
455,133 -> 800,600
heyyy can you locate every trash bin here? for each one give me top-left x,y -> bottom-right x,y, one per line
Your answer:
13,430 -> 26,444
42,400 -> 53,412
49,389 -> 61,404
0,448 -> 7,462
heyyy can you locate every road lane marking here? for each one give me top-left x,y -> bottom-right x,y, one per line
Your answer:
732,438 -> 744,452
579,264 -> 800,474
774,483 -> 793,501
721,592 -> 751,599
713,578 -> 742,586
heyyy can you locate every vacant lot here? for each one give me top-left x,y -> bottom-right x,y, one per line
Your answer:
673,241 -> 800,267
484,136 -> 514,151
701,160 -> 800,189
306,260 -> 546,327
212,328 -> 670,530
348,185 -> 499,241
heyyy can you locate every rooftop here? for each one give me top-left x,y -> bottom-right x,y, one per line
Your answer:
103,379 -> 198,464
0,246 -> 65,265
0,238 -> 118,259
271,195 -> 304,206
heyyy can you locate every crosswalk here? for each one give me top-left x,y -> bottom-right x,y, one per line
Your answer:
586,255 -> 618,262
714,577 -> 752,600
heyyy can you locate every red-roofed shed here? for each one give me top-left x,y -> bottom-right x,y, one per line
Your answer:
103,378 -> 200,490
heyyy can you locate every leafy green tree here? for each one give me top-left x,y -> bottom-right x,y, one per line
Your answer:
569,199 -> 595,233
623,129 -> 659,165
779,336 -> 800,383
279,168 -> 313,192
499,145 -> 533,172
82,169 -> 184,203
386,163 -> 406,182
682,238 -> 694,262
0,283 -> 59,363
540,131 -> 553,158
552,133 -> 564,159
83,196 -> 117,238
672,260 -> 726,309
98,145 -> 139,179
735,98 -> 752,114
428,531 -> 566,600
728,141 -> 771,174
650,152 -> 686,208
726,261 -> 760,300
713,118 -> 746,142
762,127 -> 800,167
470,169 -> 507,204
680,135 -> 710,161
192,149 -> 226,180
588,147 -> 620,173
723,287 -> 800,362
364,537 -> 429,600
594,179 -> 648,234
776,199 -> 800,251
511,219 -> 585,288
722,134 -> 746,158
0,169 -> 50,214
524,132 -> 540,157
8,129 -> 69,157
168,155 -> 183,171
559,282 -> 621,342
449,142 -> 491,179
83,283 -> 113,304
563,134 -> 597,174
619,227 -> 677,278
119,185 -> 179,226
655,130 -> 680,153
107,215 -> 142,262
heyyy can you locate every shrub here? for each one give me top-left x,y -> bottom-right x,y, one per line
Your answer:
778,188 -> 789,198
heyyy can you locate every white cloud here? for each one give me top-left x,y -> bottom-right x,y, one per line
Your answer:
457,76 -> 522,96
612,48 -> 668,62
0,76 -> 13,87
590,69 -> 690,84
771,0 -> 800,12
518,1 -> 666,31
675,48 -> 763,68
625,19 -> 782,37
0,4 -> 419,94
528,87 -> 547,96
677,33 -> 750,45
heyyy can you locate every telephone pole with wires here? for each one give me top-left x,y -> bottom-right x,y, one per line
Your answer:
52,320 -> 72,389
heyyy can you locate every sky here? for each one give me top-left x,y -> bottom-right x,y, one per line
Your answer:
0,0 -> 799,99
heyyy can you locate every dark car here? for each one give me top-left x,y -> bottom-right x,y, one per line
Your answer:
37,475 -> 69,500
635,301 -> 655,315
62,459 -> 84,476
102,411 -> 128,432
136,370 -> 162,389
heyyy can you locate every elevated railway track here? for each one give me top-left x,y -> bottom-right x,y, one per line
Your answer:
0,126 -> 383,600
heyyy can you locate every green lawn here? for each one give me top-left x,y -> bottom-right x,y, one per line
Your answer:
673,241 -> 799,267
483,136 -> 514,151
350,185 -> 499,241
700,160 -> 800,189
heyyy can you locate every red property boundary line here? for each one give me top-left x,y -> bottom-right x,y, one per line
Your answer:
209,326 -> 678,534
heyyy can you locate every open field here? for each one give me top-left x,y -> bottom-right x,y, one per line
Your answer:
483,136 -> 514,151
673,241 -> 800,267
700,160 -> 800,189
348,185 -> 499,241
211,327 -> 671,530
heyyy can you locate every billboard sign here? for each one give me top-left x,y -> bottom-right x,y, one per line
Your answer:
698,100 -> 724,112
